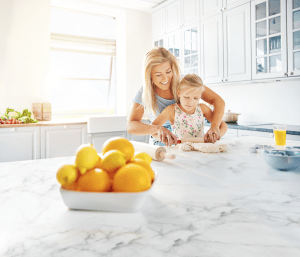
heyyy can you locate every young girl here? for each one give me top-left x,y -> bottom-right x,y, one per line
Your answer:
151,74 -> 227,143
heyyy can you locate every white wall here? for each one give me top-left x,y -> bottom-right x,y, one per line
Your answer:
209,80 -> 300,125
0,0 -> 51,112
0,0 -> 152,117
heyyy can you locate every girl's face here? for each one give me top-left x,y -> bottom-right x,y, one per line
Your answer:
151,61 -> 173,92
178,87 -> 203,114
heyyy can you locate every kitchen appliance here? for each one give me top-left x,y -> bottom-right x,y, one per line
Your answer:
222,110 -> 241,123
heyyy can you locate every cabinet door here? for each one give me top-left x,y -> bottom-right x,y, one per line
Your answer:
88,131 -> 127,153
182,23 -> 200,75
153,35 -> 166,48
200,0 -> 223,20
166,0 -> 181,33
251,0 -> 287,79
223,2 -> 251,82
287,0 -> 300,76
152,7 -> 166,38
223,0 -> 250,11
166,29 -> 182,62
182,0 -> 200,26
201,14 -> 224,84
41,125 -> 87,158
0,127 -> 40,162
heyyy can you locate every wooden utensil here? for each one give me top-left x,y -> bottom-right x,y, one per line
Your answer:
130,141 -> 176,162
177,138 -> 205,144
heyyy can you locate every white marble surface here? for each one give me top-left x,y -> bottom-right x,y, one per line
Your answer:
1,136 -> 300,257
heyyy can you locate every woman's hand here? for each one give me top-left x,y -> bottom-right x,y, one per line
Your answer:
156,126 -> 177,146
204,126 -> 220,143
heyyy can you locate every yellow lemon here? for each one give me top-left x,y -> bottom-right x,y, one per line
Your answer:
113,163 -> 151,192
56,164 -> 78,186
130,158 -> 155,182
101,149 -> 127,173
75,144 -> 99,175
94,154 -> 103,169
132,152 -> 152,165
102,137 -> 134,163
76,168 -> 111,192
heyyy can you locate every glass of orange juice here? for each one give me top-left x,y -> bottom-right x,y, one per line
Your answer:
273,125 -> 286,149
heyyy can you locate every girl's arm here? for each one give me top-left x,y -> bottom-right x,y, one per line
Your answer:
151,105 -> 177,145
201,86 -> 225,142
200,104 -> 228,141
127,103 -> 177,146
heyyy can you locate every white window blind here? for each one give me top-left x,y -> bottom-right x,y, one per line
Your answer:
50,7 -> 116,118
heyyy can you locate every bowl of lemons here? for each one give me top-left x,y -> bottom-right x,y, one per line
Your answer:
57,137 -> 157,212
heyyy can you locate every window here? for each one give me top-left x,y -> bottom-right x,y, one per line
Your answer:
50,7 -> 116,118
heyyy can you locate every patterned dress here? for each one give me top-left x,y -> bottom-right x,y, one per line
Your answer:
171,103 -> 204,139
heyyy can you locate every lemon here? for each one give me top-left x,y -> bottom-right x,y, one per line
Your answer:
102,137 -> 134,163
132,152 -> 152,165
75,144 -> 99,175
113,163 -> 151,192
56,164 -> 78,186
130,158 -> 155,182
94,154 -> 103,169
101,149 -> 127,173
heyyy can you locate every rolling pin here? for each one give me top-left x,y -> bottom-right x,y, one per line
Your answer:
130,141 -> 176,162
177,138 -> 205,144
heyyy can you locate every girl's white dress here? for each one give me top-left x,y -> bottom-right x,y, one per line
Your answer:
171,103 -> 205,139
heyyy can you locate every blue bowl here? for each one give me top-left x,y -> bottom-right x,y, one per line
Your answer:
263,149 -> 300,171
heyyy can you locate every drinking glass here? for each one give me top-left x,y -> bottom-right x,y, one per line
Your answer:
273,125 -> 286,149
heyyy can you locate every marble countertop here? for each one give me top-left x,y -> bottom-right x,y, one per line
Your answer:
204,121 -> 300,135
1,136 -> 300,257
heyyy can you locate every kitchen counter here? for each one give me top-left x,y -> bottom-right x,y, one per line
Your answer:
1,136 -> 300,257
205,121 -> 300,135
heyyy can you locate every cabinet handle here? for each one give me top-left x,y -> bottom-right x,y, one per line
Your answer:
12,128 -> 16,132
270,133 -> 274,138
288,72 -> 294,76
223,7 -> 226,11
283,72 -> 287,76
220,8 -> 223,11
221,79 -> 224,82
224,78 -> 228,81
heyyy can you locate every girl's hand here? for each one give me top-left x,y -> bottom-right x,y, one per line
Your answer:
204,127 -> 220,143
157,126 -> 177,146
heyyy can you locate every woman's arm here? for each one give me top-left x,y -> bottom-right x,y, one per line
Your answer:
201,86 -> 225,142
127,103 -> 177,146
200,104 -> 228,141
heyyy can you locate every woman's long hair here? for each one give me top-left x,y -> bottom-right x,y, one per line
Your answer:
142,47 -> 182,115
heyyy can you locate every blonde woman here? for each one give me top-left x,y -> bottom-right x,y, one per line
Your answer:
127,47 -> 225,146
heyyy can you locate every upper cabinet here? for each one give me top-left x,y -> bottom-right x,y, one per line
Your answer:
201,2 -> 251,84
166,0 -> 182,32
287,0 -> 300,76
200,0 -> 250,20
152,7 -> 166,38
251,0 -> 287,79
182,0 -> 200,26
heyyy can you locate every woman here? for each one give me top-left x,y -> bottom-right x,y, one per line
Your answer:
127,47 -> 225,146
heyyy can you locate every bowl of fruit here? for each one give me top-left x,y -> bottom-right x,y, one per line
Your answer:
56,137 -> 157,212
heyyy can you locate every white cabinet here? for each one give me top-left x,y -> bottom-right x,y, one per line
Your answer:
152,7 -> 166,38
182,0 -> 200,26
0,127 -> 40,162
201,2 -> 251,84
251,0 -> 288,79
166,0 -> 181,33
153,35 -> 166,48
87,131 -> 127,153
41,124 -> 87,159
200,0 -> 250,20
201,13 -> 224,84
287,0 -> 300,77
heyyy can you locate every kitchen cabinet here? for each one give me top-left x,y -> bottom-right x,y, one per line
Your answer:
87,131 -> 127,152
152,7 -> 166,38
0,127 -> 40,162
182,0 -> 200,26
41,124 -> 87,159
201,2 -> 251,84
166,0 -> 181,33
287,0 -> 300,76
153,35 -> 166,48
200,0 -> 250,20
251,0 -> 288,79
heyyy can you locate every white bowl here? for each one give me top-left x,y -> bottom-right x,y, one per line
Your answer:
59,172 -> 158,212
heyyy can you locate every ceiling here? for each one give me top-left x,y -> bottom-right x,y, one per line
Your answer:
90,0 -> 167,12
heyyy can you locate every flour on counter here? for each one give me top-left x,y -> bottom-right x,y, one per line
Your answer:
176,142 -> 228,153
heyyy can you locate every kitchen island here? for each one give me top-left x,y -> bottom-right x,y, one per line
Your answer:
1,136 -> 300,257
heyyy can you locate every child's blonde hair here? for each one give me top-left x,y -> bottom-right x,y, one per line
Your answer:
142,47 -> 182,115
177,74 -> 205,103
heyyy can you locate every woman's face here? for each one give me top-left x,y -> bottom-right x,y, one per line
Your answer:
151,61 -> 173,91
